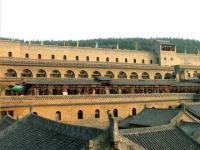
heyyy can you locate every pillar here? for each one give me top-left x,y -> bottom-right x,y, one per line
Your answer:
105,87 -> 110,94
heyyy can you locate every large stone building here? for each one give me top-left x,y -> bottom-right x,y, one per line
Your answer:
0,39 -> 200,128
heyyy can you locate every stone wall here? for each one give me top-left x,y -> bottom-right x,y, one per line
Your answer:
0,93 -> 191,128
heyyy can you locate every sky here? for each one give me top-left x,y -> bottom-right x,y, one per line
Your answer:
0,0 -> 200,41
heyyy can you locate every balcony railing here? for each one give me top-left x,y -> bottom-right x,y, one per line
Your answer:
0,57 -> 173,70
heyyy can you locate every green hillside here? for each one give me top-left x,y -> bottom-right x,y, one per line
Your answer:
2,37 -> 200,53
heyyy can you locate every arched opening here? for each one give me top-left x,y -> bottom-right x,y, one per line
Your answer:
64,70 -> 75,78
21,69 -> 33,77
33,112 -> 38,115
105,71 -> 115,78
133,59 -> 136,63
25,53 -> 29,58
92,71 -> 101,78
56,111 -> 61,121
154,73 -> 162,79
141,72 -> 150,79
125,58 -> 128,63
132,108 -> 136,116
78,110 -> 83,119
118,71 -> 127,79
116,58 -> 119,62
76,56 -> 79,61
106,57 -> 109,62
5,69 -> 17,77
150,59 -> 153,64
78,70 -> 88,78
164,73 -> 173,79
50,70 -> 61,78
130,72 -> 138,79
38,54 -> 42,59
86,56 -> 89,61
8,52 -> 12,57
51,55 -> 55,60
142,59 -> 145,64
36,69 -> 47,78
113,109 -> 118,117
95,109 -> 100,118
96,57 -> 99,62
63,55 -> 67,60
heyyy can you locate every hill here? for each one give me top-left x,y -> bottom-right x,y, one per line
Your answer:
2,37 -> 200,53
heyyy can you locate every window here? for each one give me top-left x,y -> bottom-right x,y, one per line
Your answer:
38,54 -> 41,59
65,70 -> 75,78
150,60 -> 153,64
95,109 -> 100,118
106,57 -> 109,62
8,111 -> 13,117
113,109 -> 118,117
78,110 -> 83,119
78,70 -> 88,78
171,57 -> 173,61
76,56 -> 79,61
132,108 -> 136,116
25,53 -> 29,58
141,72 -> 150,79
125,58 -> 128,63
154,73 -> 162,79
33,112 -> 38,115
50,70 -> 61,78
36,69 -> 47,78
130,72 -> 138,79
164,57 -> 167,60
92,71 -> 101,78
86,56 -> 89,61
21,69 -> 33,77
96,57 -> 99,62
5,69 -> 17,77
133,59 -> 136,63
8,52 -> 12,57
164,73 -> 172,79
63,55 -> 67,60
118,71 -> 127,79
56,111 -> 61,121
188,73 -> 191,77
116,58 -> 119,62
105,71 -> 115,78
142,59 -> 145,64
51,55 -> 55,60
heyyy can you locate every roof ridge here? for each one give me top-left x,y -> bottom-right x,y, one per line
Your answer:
120,124 -> 175,134
2,113 -> 103,140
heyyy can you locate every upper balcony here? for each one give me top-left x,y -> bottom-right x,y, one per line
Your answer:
0,57 -> 173,70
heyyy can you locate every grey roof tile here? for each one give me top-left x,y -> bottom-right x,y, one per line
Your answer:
121,125 -> 200,150
0,114 -> 103,150
119,108 -> 181,128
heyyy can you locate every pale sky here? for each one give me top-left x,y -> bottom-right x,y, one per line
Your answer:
0,0 -> 200,41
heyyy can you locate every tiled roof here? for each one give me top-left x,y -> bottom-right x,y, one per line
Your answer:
111,79 -> 174,86
119,108 -> 181,128
0,115 -> 16,132
0,114 -> 103,150
186,104 -> 200,118
179,121 -> 200,137
121,125 -> 200,150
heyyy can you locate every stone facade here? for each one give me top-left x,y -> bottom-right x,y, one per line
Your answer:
1,39 -> 200,128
